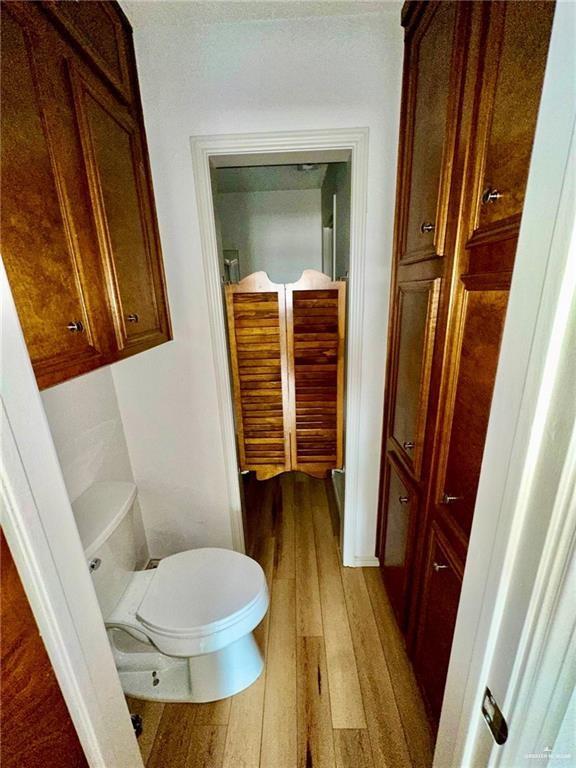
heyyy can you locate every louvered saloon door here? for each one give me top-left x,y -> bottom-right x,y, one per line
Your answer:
285,271 -> 346,478
226,273 -> 291,480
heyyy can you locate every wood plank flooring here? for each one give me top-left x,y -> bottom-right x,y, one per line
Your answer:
127,473 -> 433,767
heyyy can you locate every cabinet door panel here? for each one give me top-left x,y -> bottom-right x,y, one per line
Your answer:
42,0 -> 131,100
414,525 -> 463,725
71,68 -> 170,354
390,279 -> 440,476
438,276 -> 509,541
381,459 -> 417,630
475,1 -> 554,230
1,11 -> 105,379
402,2 -> 457,262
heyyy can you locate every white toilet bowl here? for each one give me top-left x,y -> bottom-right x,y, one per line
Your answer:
73,481 -> 269,702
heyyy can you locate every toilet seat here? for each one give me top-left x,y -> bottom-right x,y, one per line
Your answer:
107,548 -> 269,658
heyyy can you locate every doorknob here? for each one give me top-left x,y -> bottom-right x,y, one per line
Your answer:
420,221 -> 435,233
482,187 -> 503,204
433,562 -> 449,572
398,496 -> 409,505
403,441 -> 415,451
67,320 -> 84,333
126,313 -> 140,323
442,493 -> 463,505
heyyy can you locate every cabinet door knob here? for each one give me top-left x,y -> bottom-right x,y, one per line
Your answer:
67,320 -> 84,333
442,493 -> 463,504
433,562 -> 449,572
403,441 -> 415,451
482,187 -> 503,204
420,221 -> 435,233
398,496 -> 409,505
126,313 -> 139,323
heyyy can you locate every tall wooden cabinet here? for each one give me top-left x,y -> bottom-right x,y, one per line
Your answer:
1,1 -> 171,389
377,0 -> 554,727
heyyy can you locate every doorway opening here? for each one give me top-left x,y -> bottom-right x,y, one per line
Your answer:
191,128 -> 370,567
211,158 -> 350,538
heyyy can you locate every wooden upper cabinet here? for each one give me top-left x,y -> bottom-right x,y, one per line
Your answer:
41,0 -> 132,100
70,66 -> 170,354
399,1 -> 458,263
1,1 -> 171,388
389,278 -> 440,477
473,1 -> 555,233
0,7 -> 111,387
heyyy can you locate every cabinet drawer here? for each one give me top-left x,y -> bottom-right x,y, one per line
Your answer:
414,523 -> 463,725
389,278 -> 440,477
379,457 -> 418,631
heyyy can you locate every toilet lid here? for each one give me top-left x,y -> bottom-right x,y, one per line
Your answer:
136,548 -> 267,638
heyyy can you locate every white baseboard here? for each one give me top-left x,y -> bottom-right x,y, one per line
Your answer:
349,555 -> 380,567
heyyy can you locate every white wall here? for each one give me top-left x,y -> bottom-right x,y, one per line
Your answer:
41,367 -> 148,565
217,188 -> 322,283
113,8 -> 403,559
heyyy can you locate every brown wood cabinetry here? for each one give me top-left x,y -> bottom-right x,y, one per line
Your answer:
377,0 -> 554,728
1,1 -> 171,389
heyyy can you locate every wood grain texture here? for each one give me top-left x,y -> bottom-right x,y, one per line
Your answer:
333,730 -> 374,768
275,473 -> 296,579
295,479 -> 323,637
1,1 -> 171,388
0,531 -> 88,768
187,726 -> 226,768
147,703 -> 197,768
125,697 -> 165,764
363,569 -> 433,768
297,637 -> 336,768
341,568 -> 412,768
285,271 -> 346,477
226,273 -> 291,480
260,578 -> 297,768
311,482 -> 366,730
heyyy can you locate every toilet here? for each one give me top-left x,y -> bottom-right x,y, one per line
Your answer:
73,481 -> 269,703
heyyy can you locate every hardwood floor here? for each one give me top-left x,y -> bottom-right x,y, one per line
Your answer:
127,473 -> 433,767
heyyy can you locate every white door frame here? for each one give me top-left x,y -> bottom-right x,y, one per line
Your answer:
0,264 -> 144,768
435,3 -> 576,764
191,128 -> 370,566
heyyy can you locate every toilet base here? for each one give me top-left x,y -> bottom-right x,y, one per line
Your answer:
111,629 -> 264,703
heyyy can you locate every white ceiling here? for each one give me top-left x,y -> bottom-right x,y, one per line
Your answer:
216,164 -> 329,193
122,1 -> 401,28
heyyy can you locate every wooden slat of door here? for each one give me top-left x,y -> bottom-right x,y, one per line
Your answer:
225,272 -> 291,480
285,270 -> 345,479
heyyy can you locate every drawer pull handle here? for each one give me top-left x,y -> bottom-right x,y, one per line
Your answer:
398,496 -> 409,505
403,441 -> 415,451
442,493 -> 463,505
420,221 -> 435,233
482,187 -> 503,204
433,562 -> 449,572
127,313 -> 140,323
67,320 -> 84,333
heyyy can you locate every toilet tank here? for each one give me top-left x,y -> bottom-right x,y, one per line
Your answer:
72,481 -> 141,619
